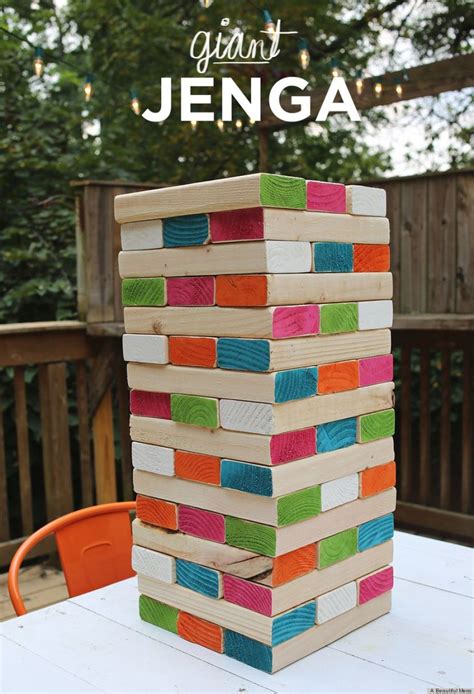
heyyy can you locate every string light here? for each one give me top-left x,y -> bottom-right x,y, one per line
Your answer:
83,74 -> 94,102
249,117 -> 256,125
33,46 -> 44,77
216,118 -> 224,132
298,38 -> 310,70
395,78 -> 403,97
374,80 -> 383,98
190,120 -> 198,131
235,118 -> 243,131
199,0 -> 214,7
355,69 -> 364,95
330,58 -> 340,78
130,89 -> 141,115
262,10 -> 276,40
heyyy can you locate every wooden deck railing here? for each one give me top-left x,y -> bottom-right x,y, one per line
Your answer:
0,320 -> 472,567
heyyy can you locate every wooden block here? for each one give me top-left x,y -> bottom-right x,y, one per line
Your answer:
171,393 -> 219,428
169,336 -> 216,368
175,450 -> 220,486
215,329 -> 391,373
130,390 -> 171,419
272,601 -> 316,645
316,417 -> 357,453
317,360 -> 359,394
274,367 -> 318,402
346,185 -> 386,217
177,611 -> 223,653
166,277 -> 215,306
118,241 -> 312,278
277,486 -> 321,526
209,207 -> 390,244
306,181 -> 346,213
318,528 -> 358,568
354,244 -> 390,272
162,214 -> 209,247
360,461 -> 396,498
226,516 -> 276,556
121,278 -> 165,306
215,272 -> 392,307
313,243 -> 353,273
219,382 -> 394,435
121,219 -> 163,251
176,558 -> 222,598
320,474 -> 358,512
359,354 -> 394,387
358,300 -> 393,330
123,334 -> 168,364
178,505 -> 225,543
358,513 -> 394,551
320,303 -> 358,334
260,173 -> 306,208
223,574 -> 272,616
221,459 -> 272,496
272,305 -> 320,338
316,581 -> 357,624
132,441 -> 174,476
223,630 -> 272,672
132,545 -> 176,583
270,428 -> 316,463
139,594 -> 178,633
358,408 -> 395,442
272,544 -> 316,586
358,566 -> 393,604
136,494 -> 178,530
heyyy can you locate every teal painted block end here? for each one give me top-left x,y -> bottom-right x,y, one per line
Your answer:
358,513 -> 394,551
274,367 -> 318,402
272,601 -> 316,646
217,338 -> 270,372
163,214 -> 209,247
221,459 -> 273,496
224,630 -> 273,673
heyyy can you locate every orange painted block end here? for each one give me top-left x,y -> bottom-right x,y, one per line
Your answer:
169,336 -> 216,368
136,494 -> 178,530
175,450 -> 221,486
216,275 -> 268,307
272,543 -> 316,586
354,244 -> 390,272
178,611 -> 224,653
360,461 -> 396,497
318,361 -> 359,394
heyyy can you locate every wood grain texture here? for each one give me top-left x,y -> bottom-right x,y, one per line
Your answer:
169,336 -> 216,368
176,558 -> 222,598
221,459 -> 273,496
360,461 -> 396,497
217,338 -> 270,372
272,305 -> 320,338
132,441 -> 175,476
171,393 -> 219,428
320,474 -> 358,512
272,544 -> 317,586
358,300 -> 393,330
259,173 -> 306,208
177,611 -> 223,653
121,278 -> 165,306
119,241 -> 311,278
216,275 -> 268,307
225,516 -> 276,556
130,390 -> 171,419
346,186 -> 386,217
219,400 -> 273,435
358,354 -> 394,387
316,417 -> 357,453
271,428 -> 316,463
210,207 -> 264,242
277,486 -> 321,526
306,181 -> 346,213
357,513 -> 394,551
316,581 -> 357,624
121,219 -> 163,251
224,630 -> 273,672
317,361 -> 359,394
354,244 -> 390,272
313,243 -> 353,273
136,494 -> 178,530
175,450 -> 220,486
318,528 -> 358,568
320,303 -> 358,334
162,214 -> 209,247
272,601 -> 316,645
358,408 -> 395,442
122,334 -> 168,364
132,545 -> 176,583
166,277 -> 215,306
139,594 -> 178,633
178,505 -> 225,543
357,565 -> 393,604
223,575 -> 272,616
274,367 -> 318,402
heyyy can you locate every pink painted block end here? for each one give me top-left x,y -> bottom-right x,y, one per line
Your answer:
130,390 -> 171,419
178,505 -> 225,543
210,208 -> 264,242
270,427 -> 316,464
167,277 -> 215,306
307,181 -> 346,213
272,305 -> 320,338
359,354 -> 394,387
223,575 -> 272,616
359,566 -> 394,604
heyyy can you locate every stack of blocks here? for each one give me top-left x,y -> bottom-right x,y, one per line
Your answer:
115,173 -> 396,673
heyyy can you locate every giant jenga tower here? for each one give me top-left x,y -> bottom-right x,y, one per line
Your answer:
115,174 -> 395,673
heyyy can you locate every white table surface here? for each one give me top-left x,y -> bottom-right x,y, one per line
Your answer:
1,530 -> 472,694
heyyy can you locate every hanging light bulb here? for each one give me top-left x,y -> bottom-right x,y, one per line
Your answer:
249,117 -> 256,126
83,74 -> 93,102
130,89 -> 141,115
330,58 -> 340,78
235,118 -> 243,131
33,47 -> 44,77
395,79 -> 403,97
262,10 -> 276,40
190,120 -> 198,131
374,81 -> 383,98
298,39 -> 310,70
199,0 -> 213,7
216,118 -> 224,132
355,69 -> 364,95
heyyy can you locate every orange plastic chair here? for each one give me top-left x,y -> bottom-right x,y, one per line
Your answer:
8,501 -> 136,616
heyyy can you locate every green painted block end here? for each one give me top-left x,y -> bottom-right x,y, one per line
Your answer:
277,486 -> 321,527
319,527 -> 357,568
139,594 -> 178,633
360,408 -> 395,442
259,174 -> 306,209
320,303 -> 358,334
171,393 -> 219,428
122,277 -> 166,306
225,516 -> 276,557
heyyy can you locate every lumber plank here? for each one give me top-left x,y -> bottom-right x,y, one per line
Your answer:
306,181 -> 346,213
178,612 -> 224,652
358,300 -> 393,330
178,505 -> 225,542
320,473 -> 358,512
271,544 -> 316,587
360,460 -> 396,498
121,219 -> 163,251
358,408 -> 395,442
358,354 -> 393,387
169,336 -> 216,368
317,360 -> 359,394
122,278 -> 166,306
131,545 -> 176,583
163,214 -> 209,247
357,565 -> 394,604
354,244 -> 390,272
132,441 -> 175,476
167,277 -> 215,306
357,513 -> 394,551
316,417 -> 357,452
130,390 -> 171,419
320,302 -> 358,334
122,334 -> 168,364
136,494 -> 178,530
176,558 -> 222,598
139,594 -> 178,633
346,186 -> 386,217
313,243 -> 353,272
171,393 -> 219,428
318,528 -> 358,569
175,450 -> 220,486
316,581 -> 357,624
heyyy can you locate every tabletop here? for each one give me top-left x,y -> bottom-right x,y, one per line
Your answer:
1,530 -> 472,694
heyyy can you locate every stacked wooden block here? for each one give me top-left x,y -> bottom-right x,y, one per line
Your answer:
115,174 -> 396,673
